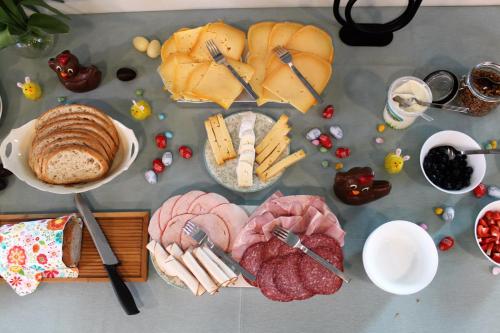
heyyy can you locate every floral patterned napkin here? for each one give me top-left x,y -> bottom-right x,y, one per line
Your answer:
0,215 -> 80,296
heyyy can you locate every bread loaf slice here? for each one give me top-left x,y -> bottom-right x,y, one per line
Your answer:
34,119 -> 117,158
30,130 -> 112,169
36,104 -> 115,132
40,145 -> 109,185
62,216 -> 83,268
40,112 -> 119,147
32,136 -> 110,177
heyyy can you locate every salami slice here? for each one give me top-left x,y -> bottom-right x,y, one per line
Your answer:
257,257 -> 293,302
240,242 -> 266,287
262,237 -> 283,261
302,233 -> 342,253
299,246 -> 344,295
273,253 -> 313,300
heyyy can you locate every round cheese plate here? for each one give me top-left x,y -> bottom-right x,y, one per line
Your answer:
204,111 -> 290,193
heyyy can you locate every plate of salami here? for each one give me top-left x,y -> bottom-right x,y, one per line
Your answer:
147,190 -> 347,301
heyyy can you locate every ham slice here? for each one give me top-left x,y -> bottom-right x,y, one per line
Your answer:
148,207 -> 162,242
233,192 -> 345,261
161,213 -> 196,249
171,191 -> 206,217
210,203 -> 249,251
188,193 -> 229,215
180,214 -> 230,251
158,195 -> 182,235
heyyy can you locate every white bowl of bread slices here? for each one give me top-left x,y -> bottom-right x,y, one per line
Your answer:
0,104 -> 139,194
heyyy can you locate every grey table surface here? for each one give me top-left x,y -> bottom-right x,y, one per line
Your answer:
1,6 -> 500,333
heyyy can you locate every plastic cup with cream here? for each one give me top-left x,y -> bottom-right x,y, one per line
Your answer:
383,76 -> 433,129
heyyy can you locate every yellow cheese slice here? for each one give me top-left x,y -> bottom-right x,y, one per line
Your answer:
208,115 -> 236,160
161,27 -> 189,62
248,21 -> 275,56
255,114 -> 289,154
255,137 -> 290,176
192,59 -> 254,110
256,135 -> 289,164
267,22 -> 303,55
262,53 -> 332,113
205,119 -> 225,165
173,62 -> 206,99
183,62 -> 210,101
248,54 -> 284,105
260,150 -> 306,182
286,25 -> 334,63
161,37 -> 176,63
174,27 -> 203,54
190,22 -> 246,62
158,53 -> 193,94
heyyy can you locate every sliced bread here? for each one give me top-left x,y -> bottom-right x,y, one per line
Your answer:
32,136 -> 110,177
36,104 -> 115,131
39,145 -> 109,185
40,112 -> 119,147
34,119 -> 117,157
30,130 -> 112,167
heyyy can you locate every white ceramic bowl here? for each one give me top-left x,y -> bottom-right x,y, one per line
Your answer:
363,220 -> 439,295
474,200 -> 500,266
420,130 -> 486,194
0,119 -> 139,194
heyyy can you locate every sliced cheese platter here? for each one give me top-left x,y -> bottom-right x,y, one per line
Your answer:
157,21 -> 334,113
204,111 -> 305,193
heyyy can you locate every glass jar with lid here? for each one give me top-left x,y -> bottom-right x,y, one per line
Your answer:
459,62 -> 500,116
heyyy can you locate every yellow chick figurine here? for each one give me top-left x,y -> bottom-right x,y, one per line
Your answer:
17,76 -> 42,101
130,99 -> 152,120
384,148 -> 410,174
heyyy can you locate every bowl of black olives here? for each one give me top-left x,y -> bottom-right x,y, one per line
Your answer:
420,130 -> 486,194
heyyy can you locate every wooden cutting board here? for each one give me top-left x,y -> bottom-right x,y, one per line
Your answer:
0,211 -> 149,282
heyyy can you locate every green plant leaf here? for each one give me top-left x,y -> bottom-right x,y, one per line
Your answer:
0,26 -> 16,49
20,0 -> 69,20
28,13 -> 68,33
2,0 -> 25,26
0,4 -> 23,28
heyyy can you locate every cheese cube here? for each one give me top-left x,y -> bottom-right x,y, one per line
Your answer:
237,160 -> 253,187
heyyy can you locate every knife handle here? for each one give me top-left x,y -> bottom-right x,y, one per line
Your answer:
104,264 -> 140,315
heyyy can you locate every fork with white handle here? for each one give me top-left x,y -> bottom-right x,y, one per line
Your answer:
205,39 -> 259,100
273,46 -> 324,104
273,226 -> 351,283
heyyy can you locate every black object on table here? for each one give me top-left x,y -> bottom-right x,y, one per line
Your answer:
332,0 -> 422,47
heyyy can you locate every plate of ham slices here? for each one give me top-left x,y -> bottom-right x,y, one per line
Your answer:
148,191 -> 347,301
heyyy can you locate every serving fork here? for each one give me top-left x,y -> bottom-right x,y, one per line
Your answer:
273,226 -> 351,283
182,220 -> 256,281
273,46 -> 324,104
205,39 -> 259,100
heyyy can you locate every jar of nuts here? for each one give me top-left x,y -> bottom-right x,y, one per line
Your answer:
459,62 -> 500,116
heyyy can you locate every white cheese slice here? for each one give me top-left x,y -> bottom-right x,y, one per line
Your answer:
239,150 -> 256,164
237,160 -> 254,187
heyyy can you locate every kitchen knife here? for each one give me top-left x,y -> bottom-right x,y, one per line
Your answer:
74,194 -> 139,315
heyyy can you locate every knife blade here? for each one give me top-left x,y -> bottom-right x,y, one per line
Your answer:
74,194 -> 139,315
205,239 -> 256,282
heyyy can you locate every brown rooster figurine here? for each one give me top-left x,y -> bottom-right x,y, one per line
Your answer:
334,167 -> 391,205
48,50 -> 102,93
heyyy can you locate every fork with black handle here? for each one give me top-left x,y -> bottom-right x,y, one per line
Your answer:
273,46 -> 324,104
205,39 -> 259,101
273,226 -> 351,283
